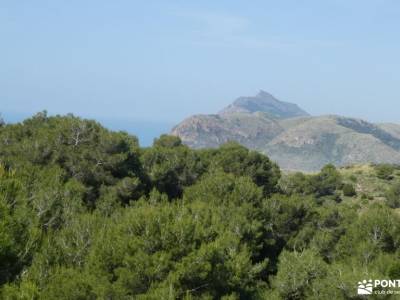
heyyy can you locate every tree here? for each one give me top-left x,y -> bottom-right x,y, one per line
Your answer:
141,143 -> 205,199
0,165 -> 40,285
335,205 -> 400,265
1,113 -> 399,299
342,183 -> 356,197
0,114 -> 146,206
385,180 -> 400,208
41,268 -> 97,300
153,134 -> 182,148
273,250 -> 328,300
310,164 -> 342,198
375,164 -> 395,180
278,172 -> 314,196
207,142 -> 280,195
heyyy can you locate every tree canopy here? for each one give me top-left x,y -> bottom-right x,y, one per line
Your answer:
0,114 -> 399,299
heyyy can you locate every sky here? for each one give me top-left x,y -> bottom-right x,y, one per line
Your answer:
1,0 -> 400,130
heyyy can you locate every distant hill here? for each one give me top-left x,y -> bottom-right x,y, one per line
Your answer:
219,90 -> 310,118
265,115 -> 400,171
171,113 -> 284,149
172,91 -> 400,171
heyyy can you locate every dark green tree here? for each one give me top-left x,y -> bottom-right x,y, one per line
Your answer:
342,183 -> 356,197
385,180 -> 400,208
206,142 -> 280,195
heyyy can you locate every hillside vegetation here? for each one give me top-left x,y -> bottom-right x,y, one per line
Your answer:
0,113 -> 400,299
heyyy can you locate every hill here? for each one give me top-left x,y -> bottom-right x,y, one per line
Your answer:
266,115 -> 400,171
172,92 -> 400,171
171,112 -> 284,149
219,90 -> 310,118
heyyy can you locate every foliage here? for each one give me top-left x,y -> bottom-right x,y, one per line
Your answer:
342,183 -> 356,197
0,112 -> 146,206
141,137 -> 205,199
273,249 -> 328,299
279,165 -> 342,201
0,114 -> 399,299
385,180 -> 400,208
202,142 -> 281,196
375,164 -> 396,180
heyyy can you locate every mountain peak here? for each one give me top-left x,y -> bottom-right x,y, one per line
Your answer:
172,91 -> 400,171
256,89 -> 274,98
219,91 -> 310,119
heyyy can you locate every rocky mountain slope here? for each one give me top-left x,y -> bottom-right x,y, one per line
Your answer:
219,90 -> 309,118
171,91 -> 400,171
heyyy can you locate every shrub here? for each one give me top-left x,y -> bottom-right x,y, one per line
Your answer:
349,175 -> 357,183
342,184 -> 356,197
385,181 -> 400,208
376,164 -> 395,180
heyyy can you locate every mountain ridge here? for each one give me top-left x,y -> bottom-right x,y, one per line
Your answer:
171,91 -> 400,171
219,90 -> 310,119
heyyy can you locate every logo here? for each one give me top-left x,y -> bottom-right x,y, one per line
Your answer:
358,280 -> 373,295
357,279 -> 400,296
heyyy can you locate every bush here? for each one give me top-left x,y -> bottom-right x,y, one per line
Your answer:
349,175 -> 357,183
385,181 -> 400,208
342,184 -> 356,197
376,164 -> 395,180
206,142 -> 281,196
311,164 -> 342,198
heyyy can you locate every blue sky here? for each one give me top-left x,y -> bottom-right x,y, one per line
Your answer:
1,0 -> 400,125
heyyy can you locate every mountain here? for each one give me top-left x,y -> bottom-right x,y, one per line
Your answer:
265,115 -> 400,171
219,90 -> 310,118
171,91 -> 400,171
171,112 -> 284,149
378,123 -> 400,140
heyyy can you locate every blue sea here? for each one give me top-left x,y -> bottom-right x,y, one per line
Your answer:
99,119 -> 174,147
